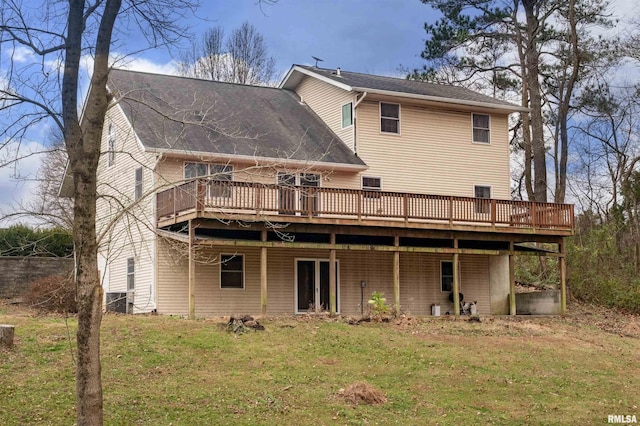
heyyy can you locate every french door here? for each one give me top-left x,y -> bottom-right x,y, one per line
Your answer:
295,259 -> 339,314
277,173 -> 320,216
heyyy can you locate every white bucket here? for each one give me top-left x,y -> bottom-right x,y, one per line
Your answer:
431,304 -> 440,316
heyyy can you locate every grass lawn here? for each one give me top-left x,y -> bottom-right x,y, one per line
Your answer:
1,303 -> 639,425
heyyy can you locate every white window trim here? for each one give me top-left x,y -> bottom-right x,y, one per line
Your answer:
440,260 -> 461,293
293,258 -> 340,315
361,175 -> 382,191
473,184 -> 492,198
126,257 -> 135,292
275,172 -> 322,187
341,101 -> 354,129
379,102 -> 401,135
473,184 -> 492,214
471,113 -> 491,145
107,123 -> 116,167
219,253 -> 245,290
134,167 -> 143,201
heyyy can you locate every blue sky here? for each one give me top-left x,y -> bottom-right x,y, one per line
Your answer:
1,0 -> 638,225
132,0 -> 433,77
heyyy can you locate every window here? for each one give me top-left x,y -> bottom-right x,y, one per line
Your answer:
127,258 -> 135,291
362,176 -> 382,198
474,185 -> 491,214
184,162 -> 208,179
380,102 -> 400,134
134,167 -> 143,200
184,162 -> 233,198
472,113 -> 490,144
341,102 -> 353,128
108,124 -> 116,166
209,164 -> 233,198
220,254 -> 244,289
441,261 -> 461,293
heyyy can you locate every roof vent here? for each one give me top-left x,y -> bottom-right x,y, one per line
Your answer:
336,67 -> 341,76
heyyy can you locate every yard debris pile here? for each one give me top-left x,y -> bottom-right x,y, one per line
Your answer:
339,382 -> 387,405
227,315 -> 265,334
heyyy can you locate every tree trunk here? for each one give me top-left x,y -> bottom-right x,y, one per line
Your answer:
523,0 -> 548,203
0,325 -> 15,348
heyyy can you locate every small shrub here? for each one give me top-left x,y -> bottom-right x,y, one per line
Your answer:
23,275 -> 76,313
339,382 -> 387,405
367,291 -> 389,319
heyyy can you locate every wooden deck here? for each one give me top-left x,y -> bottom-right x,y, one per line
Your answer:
156,179 -> 574,235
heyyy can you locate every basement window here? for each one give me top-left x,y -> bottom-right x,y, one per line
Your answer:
220,254 -> 244,289
441,260 -> 461,293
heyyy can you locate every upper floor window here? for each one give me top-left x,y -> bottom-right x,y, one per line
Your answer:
341,102 -> 353,128
210,164 -> 233,198
474,185 -> 491,214
220,254 -> 244,289
108,123 -> 116,167
472,113 -> 490,144
134,167 -> 143,200
380,102 -> 400,134
127,257 -> 135,291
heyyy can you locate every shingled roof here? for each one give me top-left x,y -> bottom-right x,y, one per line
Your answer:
281,65 -> 523,112
107,69 -> 366,168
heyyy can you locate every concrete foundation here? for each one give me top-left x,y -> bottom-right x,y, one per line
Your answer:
515,290 -> 561,315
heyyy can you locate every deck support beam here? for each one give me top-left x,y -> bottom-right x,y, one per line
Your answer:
188,220 -> 196,320
393,235 -> 400,315
452,238 -> 460,318
559,242 -> 567,316
509,242 -> 516,316
329,233 -> 337,316
260,230 -> 268,316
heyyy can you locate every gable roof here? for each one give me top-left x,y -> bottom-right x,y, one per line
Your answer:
280,65 -> 525,112
107,69 -> 366,169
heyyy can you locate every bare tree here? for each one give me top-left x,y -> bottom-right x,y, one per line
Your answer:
0,1 -> 199,424
178,21 -> 277,86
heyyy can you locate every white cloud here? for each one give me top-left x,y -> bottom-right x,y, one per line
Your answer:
0,140 -> 48,226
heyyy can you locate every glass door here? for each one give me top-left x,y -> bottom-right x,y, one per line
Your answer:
277,173 -> 296,215
295,259 -> 339,314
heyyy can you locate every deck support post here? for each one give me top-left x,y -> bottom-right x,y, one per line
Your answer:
329,233 -> 337,316
393,235 -> 400,315
260,230 -> 268,316
509,241 -> 516,316
188,220 -> 196,320
452,238 -> 460,318
559,241 -> 567,316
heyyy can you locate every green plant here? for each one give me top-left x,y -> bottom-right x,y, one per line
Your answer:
367,291 -> 389,318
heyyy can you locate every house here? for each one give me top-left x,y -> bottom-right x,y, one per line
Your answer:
74,65 -> 574,318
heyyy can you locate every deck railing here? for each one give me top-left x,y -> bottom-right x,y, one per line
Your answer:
156,179 -> 574,231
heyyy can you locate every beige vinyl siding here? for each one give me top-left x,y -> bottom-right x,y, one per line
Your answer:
355,100 -> 511,199
295,76 -> 355,151
96,104 -> 157,313
156,240 -> 492,317
155,156 -> 361,190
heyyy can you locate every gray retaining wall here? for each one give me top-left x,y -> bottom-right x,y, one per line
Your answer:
0,257 -> 74,298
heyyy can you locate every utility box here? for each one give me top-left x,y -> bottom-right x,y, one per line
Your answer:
431,304 -> 441,316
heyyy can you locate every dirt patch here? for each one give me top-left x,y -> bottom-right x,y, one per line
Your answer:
338,382 -> 387,406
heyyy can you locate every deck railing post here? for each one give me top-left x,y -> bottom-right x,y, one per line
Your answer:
196,179 -> 205,214
531,202 -> 537,228
403,193 -> 409,223
491,199 -> 497,225
449,196 -> 454,225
